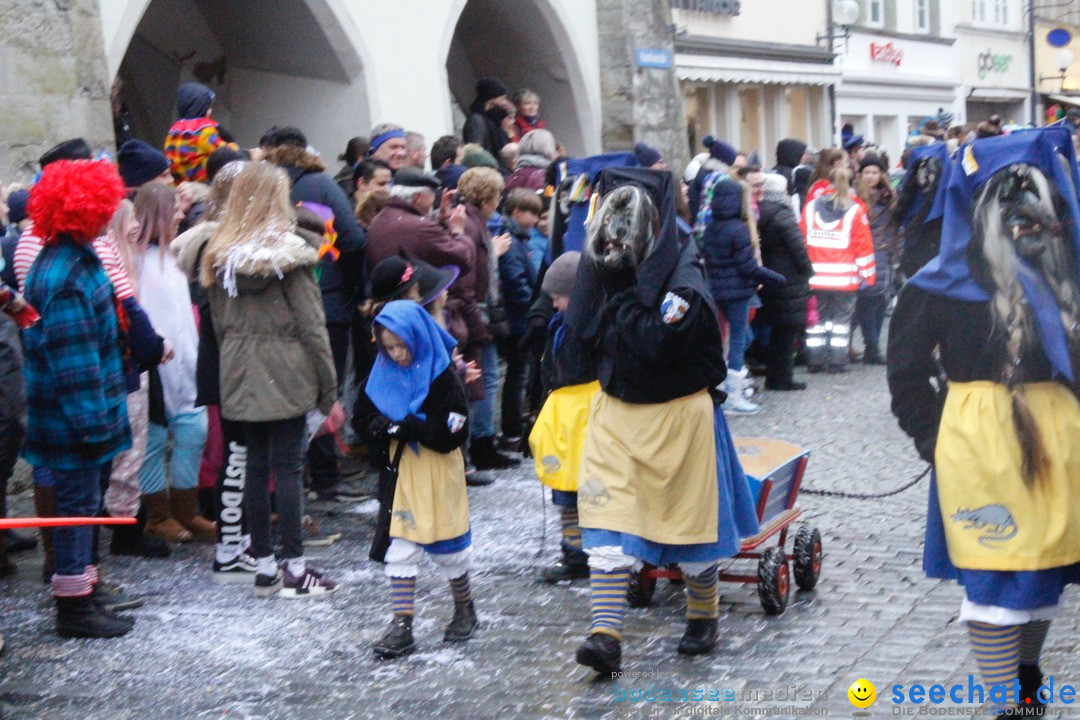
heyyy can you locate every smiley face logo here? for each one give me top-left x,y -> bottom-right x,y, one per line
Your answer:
848,679 -> 876,709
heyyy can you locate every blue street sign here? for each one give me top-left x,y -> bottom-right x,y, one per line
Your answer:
635,48 -> 673,69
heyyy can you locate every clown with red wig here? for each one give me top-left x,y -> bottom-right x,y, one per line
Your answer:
21,159 -> 136,639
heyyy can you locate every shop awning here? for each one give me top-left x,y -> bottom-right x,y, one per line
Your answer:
675,53 -> 841,86
1046,93 -> 1080,107
967,87 -> 1032,102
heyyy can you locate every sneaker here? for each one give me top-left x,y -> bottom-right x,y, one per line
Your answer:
280,564 -> 338,598
254,568 -> 284,597
212,551 -> 258,583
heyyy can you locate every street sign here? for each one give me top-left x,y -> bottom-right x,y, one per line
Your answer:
635,48 -> 673,69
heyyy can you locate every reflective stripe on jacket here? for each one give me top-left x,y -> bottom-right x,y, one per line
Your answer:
801,198 -> 876,292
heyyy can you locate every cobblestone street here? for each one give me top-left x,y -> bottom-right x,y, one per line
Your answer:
2,362 -> 1079,720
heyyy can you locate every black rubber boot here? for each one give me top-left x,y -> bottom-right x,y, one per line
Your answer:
110,505 -> 171,559
677,617 -> 719,656
575,632 -> 622,676
443,600 -> 479,642
469,437 -> 520,470
541,548 -> 590,583
373,615 -> 416,659
55,595 -> 134,639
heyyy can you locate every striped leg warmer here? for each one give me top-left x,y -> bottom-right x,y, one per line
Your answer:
588,567 -> 629,640
968,621 -> 1020,713
389,575 -> 416,616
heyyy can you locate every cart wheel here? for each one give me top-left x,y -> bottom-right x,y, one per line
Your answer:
793,525 -> 823,591
757,547 -> 790,615
627,564 -> 656,608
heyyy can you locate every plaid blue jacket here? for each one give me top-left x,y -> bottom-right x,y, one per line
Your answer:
22,239 -> 130,469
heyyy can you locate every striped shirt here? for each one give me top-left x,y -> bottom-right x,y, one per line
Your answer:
14,223 -> 135,300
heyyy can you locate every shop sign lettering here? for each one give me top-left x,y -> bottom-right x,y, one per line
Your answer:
670,0 -> 741,15
977,50 -> 1012,79
870,42 -> 903,66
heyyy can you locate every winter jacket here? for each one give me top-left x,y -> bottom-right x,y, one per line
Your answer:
21,238 -> 131,469
757,193 -> 813,327
136,246 -> 200,416
165,117 -> 232,183
1,225 -> 18,289
498,219 -> 538,336
463,108 -> 510,160
0,311 -> 24,432
366,198 -> 475,272
700,181 -> 785,304
527,228 -> 549,274
801,196 -> 876,292
205,232 -> 337,422
453,204 -> 497,348
173,222 -> 221,407
504,155 -> 550,195
333,163 -> 356,201
514,115 -> 547,139
859,192 -> 897,298
772,139 -> 807,195
283,162 -> 367,325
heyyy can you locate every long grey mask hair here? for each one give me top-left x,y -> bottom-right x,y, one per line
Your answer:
584,185 -> 659,271
968,162 -> 1080,486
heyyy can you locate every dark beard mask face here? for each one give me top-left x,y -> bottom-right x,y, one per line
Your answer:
585,185 -> 656,272
999,168 -> 1063,261
916,158 -> 940,194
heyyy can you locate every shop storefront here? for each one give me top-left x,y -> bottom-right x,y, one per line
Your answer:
958,30 -> 1032,127
835,31 -> 962,164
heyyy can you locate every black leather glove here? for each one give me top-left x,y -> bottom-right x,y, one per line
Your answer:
915,436 -> 936,465
367,414 -> 392,442
387,416 -> 421,442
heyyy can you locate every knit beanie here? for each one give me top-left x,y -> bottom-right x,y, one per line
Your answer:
117,139 -> 170,188
475,77 -> 508,104
702,135 -> 738,165
6,189 -> 30,225
541,251 -> 581,298
461,144 -> 499,170
633,142 -> 662,168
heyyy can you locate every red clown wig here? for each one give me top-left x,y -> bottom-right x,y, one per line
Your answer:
28,160 -> 126,245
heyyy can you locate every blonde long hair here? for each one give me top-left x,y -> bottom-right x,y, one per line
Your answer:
108,199 -> 140,286
200,162 -> 297,288
970,164 -> 1080,485
823,166 -> 854,212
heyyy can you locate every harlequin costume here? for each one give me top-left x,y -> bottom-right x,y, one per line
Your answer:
562,167 -> 759,674
888,127 -> 1080,716
164,82 -> 236,184
354,301 -> 477,659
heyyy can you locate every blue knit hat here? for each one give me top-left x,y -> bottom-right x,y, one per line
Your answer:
6,189 -> 29,224
703,135 -> 738,165
633,142 -> 663,168
117,139 -> 170,187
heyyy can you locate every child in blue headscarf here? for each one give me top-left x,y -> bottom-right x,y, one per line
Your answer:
356,300 -> 475,659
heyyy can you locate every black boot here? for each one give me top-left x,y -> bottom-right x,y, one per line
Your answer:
677,617 -> 719,656
1016,664 -> 1046,717
575,632 -> 622,676
469,437 -> 520,470
6,531 -> 38,553
373,615 -> 416,659
110,505 -> 171,559
541,549 -> 590,583
443,600 -> 479,642
55,595 -> 134,639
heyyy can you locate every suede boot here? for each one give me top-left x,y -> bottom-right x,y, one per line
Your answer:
55,595 -> 134,639
169,488 -> 216,540
142,491 -> 192,543
33,485 -> 56,583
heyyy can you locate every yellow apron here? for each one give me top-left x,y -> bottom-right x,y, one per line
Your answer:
529,381 -> 601,492
936,381 -> 1080,571
389,445 -> 470,545
578,390 -> 718,545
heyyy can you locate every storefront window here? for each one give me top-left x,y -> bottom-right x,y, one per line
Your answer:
739,86 -> 762,158
787,87 -> 810,142
683,84 -> 711,155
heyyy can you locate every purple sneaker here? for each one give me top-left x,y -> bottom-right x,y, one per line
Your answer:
280,564 -> 338,599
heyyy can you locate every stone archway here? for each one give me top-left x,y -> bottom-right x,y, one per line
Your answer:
445,0 -> 595,155
112,0 -> 369,158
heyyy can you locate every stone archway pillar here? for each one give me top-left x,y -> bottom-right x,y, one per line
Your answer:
0,0 -> 114,181
596,0 -> 689,175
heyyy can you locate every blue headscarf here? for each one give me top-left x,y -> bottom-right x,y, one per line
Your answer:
365,301 -> 458,422
909,127 -> 1080,382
